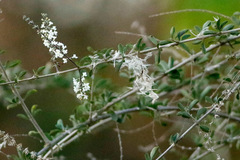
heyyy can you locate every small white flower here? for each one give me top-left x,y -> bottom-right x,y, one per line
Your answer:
119,53 -> 158,103
73,72 -> 90,100
16,143 -> 22,150
30,151 -> 37,158
113,50 -> 121,67
83,95 -> 88,99
72,54 -> 78,59
37,155 -> 43,160
82,72 -> 87,77
23,147 -> 29,155
39,13 -> 68,61
63,58 -> 67,64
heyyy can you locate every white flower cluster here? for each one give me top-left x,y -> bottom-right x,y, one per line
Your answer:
39,13 -> 78,63
73,72 -> 90,100
0,130 -> 49,160
114,51 -> 158,103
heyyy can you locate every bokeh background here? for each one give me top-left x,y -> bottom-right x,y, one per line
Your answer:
1,0 -> 240,159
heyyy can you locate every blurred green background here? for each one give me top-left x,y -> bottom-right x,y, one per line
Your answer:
1,0 -> 240,159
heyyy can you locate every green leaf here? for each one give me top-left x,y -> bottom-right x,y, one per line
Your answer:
232,15 -> 240,25
25,89 -> 37,99
144,153 -> 151,160
216,18 -> 221,30
205,96 -> 213,103
222,24 -> 234,31
148,35 -> 158,45
181,34 -> 191,40
79,56 -> 92,66
178,103 -> 185,111
226,123 -> 237,134
200,125 -> 210,133
223,77 -> 232,82
115,60 -> 124,72
194,26 -> 202,33
36,66 -> 45,75
177,29 -> 188,40
177,111 -> 191,118
159,60 -> 169,72
192,40 -> 202,45
0,50 -> 5,55
188,99 -> 199,111
200,86 -> 211,100
169,69 -> 181,79
158,40 -> 172,45
170,133 -> 179,143
7,103 -> 19,110
236,140 -> 240,149
206,73 -> 220,80
111,112 -> 119,121
168,57 -> 174,68
202,20 -> 211,29
17,114 -> 29,121
17,70 -> 27,79
87,46 -> 95,53
220,21 -> 228,30
236,92 -> 240,100
55,119 -> 65,130
155,50 -> 161,64
234,66 -> 240,70
118,44 -> 124,54
193,136 -> 203,147
180,89 -> 193,100
196,108 -> 207,119
203,30 -> 217,35
201,43 -> 206,54
136,38 -> 145,51
95,79 -> 108,88
150,146 -> 159,159
31,105 -> 41,116
179,43 -> 191,54
7,60 -> 21,68
31,105 -> 37,113
170,26 -> 175,38
28,130 -> 39,136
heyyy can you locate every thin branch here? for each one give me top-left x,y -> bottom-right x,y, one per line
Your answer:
43,129 -> 78,158
115,31 -> 148,37
38,105 -> 240,157
192,144 -> 225,160
115,121 -> 153,134
156,81 -> 240,160
116,122 -> 123,160
159,50 -> 240,98
1,27 -> 240,86
99,34 -> 240,115
0,60 -> 50,144
149,9 -> 232,20
38,34 -> 240,156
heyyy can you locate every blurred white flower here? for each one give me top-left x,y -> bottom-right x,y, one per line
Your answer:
119,53 -> 158,103
73,72 -> 90,100
39,13 -> 68,61
62,58 -> 67,63
72,54 -> 78,59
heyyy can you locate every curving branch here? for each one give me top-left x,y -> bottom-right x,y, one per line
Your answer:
37,33 -> 240,157
0,60 -> 50,144
156,80 -> 240,160
149,9 -> 232,20
38,104 -> 240,157
0,27 -> 240,86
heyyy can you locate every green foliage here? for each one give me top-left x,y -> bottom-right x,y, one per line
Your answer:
2,9 -> 240,160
